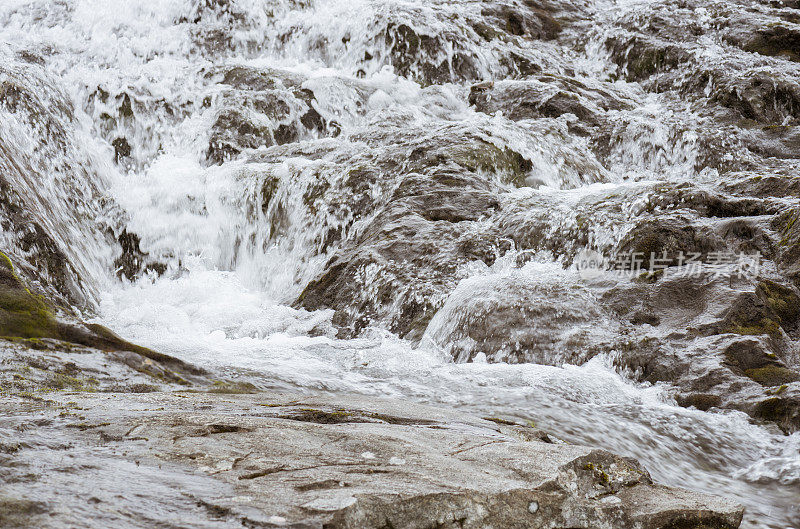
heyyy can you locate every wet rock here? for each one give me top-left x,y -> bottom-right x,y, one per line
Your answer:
0,253 -> 204,382
728,20 -> 800,62
604,33 -> 693,82
205,66 -> 338,164
721,279 -> 800,337
0,497 -> 48,529
296,190 -> 506,339
85,85 -> 193,171
721,172 -> 800,199
423,269 -> 613,364
602,269 -> 800,432
269,0 -> 578,86
754,388 -> 800,434
600,0 -> 800,163
616,216 -> 728,269
675,393 -> 722,411
112,230 -> 167,281
385,22 -> 480,84
111,136 -> 131,163
470,75 -> 635,138
479,2 -> 562,40
0,58 -> 115,308
644,181 -> 778,218
708,69 -> 800,124
378,0 -> 567,85
772,207 -> 800,288
247,121 -> 537,338
0,389 -> 745,529
180,0 -> 272,55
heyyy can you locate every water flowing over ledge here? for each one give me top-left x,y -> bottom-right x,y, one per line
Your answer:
1,0 -> 799,527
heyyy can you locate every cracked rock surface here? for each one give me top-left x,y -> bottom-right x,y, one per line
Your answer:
0,341 -> 743,529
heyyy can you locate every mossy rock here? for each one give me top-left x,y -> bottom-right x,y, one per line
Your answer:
449,142 -> 533,187
721,280 -> 800,339
207,380 -> 259,394
0,260 -> 60,340
0,252 -> 206,381
675,393 -> 722,411
756,280 -> 800,329
773,208 -> 800,287
724,318 -> 783,339
0,252 -> 12,271
754,396 -> 800,434
744,366 -> 800,387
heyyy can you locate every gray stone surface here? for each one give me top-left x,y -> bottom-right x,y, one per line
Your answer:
0,341 -> 743,529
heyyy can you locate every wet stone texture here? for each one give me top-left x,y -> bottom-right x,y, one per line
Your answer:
0,340 -> 743,529
0,0 -> 799,526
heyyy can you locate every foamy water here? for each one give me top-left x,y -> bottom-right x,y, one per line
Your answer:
1,0 -> 799,526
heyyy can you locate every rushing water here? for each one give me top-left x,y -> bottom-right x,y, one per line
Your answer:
1,0 -> 799,527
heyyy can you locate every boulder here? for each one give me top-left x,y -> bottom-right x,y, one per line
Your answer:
204,66 -> 338,165
423,268 -> 612,364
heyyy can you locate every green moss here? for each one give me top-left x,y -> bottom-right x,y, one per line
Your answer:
207,380 -> 258,394
584,462 -> 610,486
767,384 -> 789,395
753,397 -> 798,434
1,254 -> 199,388
745,366 -> 800,387
757,280 -> 800,326
776,208 -> 799,247
453,143 -> 532,186
80,322 -> 195,370
725,318 -> 783,339
0,252 -> 13,271
0,264 -> 60,340
483,417 -> 518,426
635,268 -> 665,283
0,337 -> 51,350
40,373 -> 99,392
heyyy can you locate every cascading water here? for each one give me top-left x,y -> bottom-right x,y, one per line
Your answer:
1,0 -> 798,527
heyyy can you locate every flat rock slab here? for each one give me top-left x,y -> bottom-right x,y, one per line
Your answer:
0,391 -> 743,529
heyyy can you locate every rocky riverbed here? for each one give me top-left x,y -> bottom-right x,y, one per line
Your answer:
1,0 -> 800,526
0,336 -> 744,528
